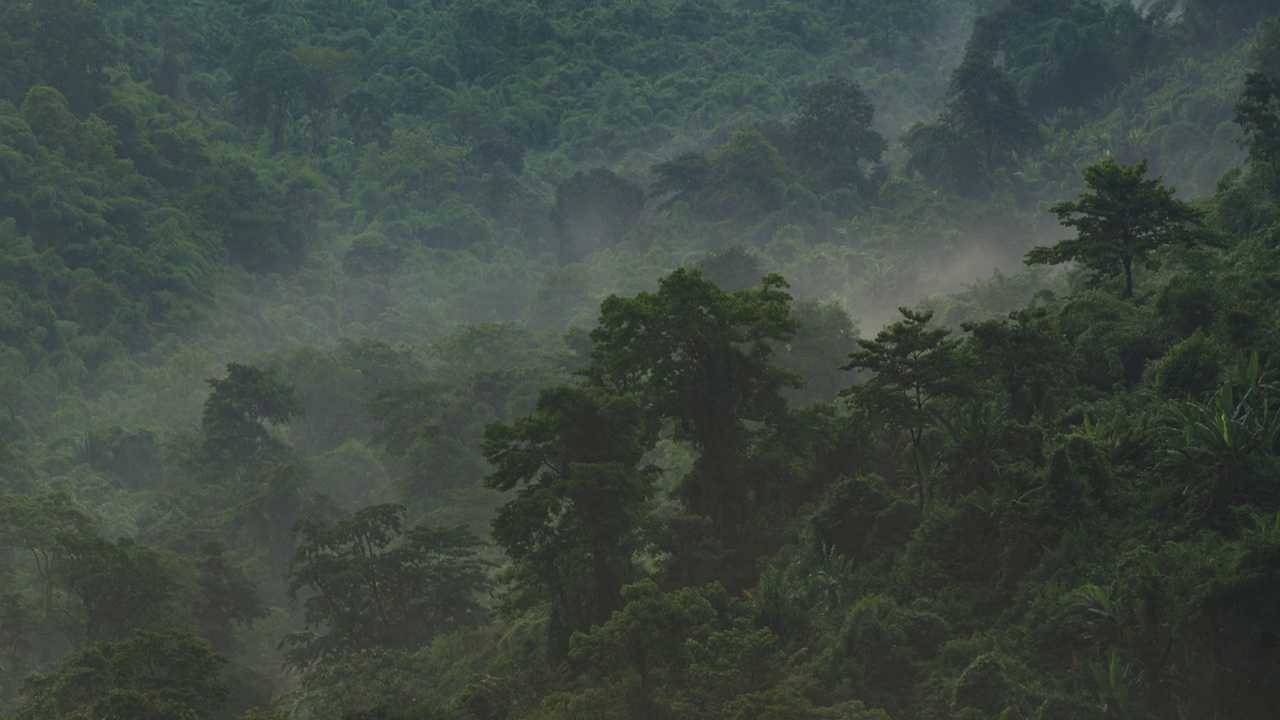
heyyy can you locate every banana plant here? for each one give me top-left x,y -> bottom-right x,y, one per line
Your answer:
1159,351 -> 1280,521
1069,584 -> 1128,651
1085,648 -> 1137,719
939,401 -> 1015,495
803,543 -> 857,614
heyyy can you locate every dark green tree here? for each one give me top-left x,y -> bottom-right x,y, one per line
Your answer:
53,535 -> 182,646
229,18 -> 324,154
649,151 -> 711,210
284,505 -> 488,668
483,385 -> 655,661
22,0 -> 118,110
963,308 -> 1076,422
0,493 -> 96,620
1235,71 -> 1280,179
777,299 -> 859,405
10,630 -> 227,720
1026,158 -> 1208,299
191,543 -> 264,655
905,47 -> 1040,194
789,77 -> 887,194
703,126 -> 792,221
586,269 -> 801,537
552,168 -> 645,265
841,308 -> 969,509
199,363 -> 302,480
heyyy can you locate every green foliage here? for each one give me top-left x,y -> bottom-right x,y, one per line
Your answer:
1235,70 -> 1280,180
704,126 -> 793,221
832,593 -> 951,717
1152,329 -> 1225,399
53,534 -> 183,645
284,504 -> 488,668
1159,351 -> 1280,526
789,77 -> 887,195
9,630 -> 227,720
721,688 -> 890,720
3,1 -> 1280,718
552,168 -> 645,265
484,385 -> 654,660
199,363 -> 302,480
776,299 -> 858,405
842,307 -> 970,508
905,46 -> 1041,195
804,474 -> 920,567
950,653 -> 1030,718
587,269 -> 800,538
1026,158 -> 1209,298
964,308 -> 1076,422
0,491 -> 96,619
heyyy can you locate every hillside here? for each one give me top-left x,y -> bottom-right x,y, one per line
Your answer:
2,1 -> 1280,718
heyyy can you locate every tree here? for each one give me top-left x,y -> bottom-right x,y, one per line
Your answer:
1159,352 -> 1280,528
945,48 -> 1041,170
53,535 -> 182,646
776,299 -> 859,405
199,363 -> 302,480
9,630 -> 228,720
586,269 -> 801,537
905,47 -> 1040,194
561,580 -> 718,717
649,151 -> 711,211
789,77 -> 887,194
1026,158 -> 1208,299
963,308 -> 1076,422
0,493 -> 96,620
703,126 -> 792,221
191,543 -> 263,655
483,385 -> 655,661
1235,71 -> 1280,179
284,505 -> 488,668
841,308 -> 969,510
22,0 -> 118,111
229,17 -> 324,154
552,168 -> 645,264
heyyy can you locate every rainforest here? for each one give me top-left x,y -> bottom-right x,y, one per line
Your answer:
1,0 -> 1279,718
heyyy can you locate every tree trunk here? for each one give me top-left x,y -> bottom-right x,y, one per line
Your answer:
1122,255 -> 1134,299
270,108 -> 285,155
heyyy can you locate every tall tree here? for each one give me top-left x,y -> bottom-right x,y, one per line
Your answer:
586,269 -> 801,537
649,151 -> 711,211
229,17 -> 321,154
905,47 -> 1040,194
1235,71 -> 1280,179
483,385 -> 655,661
22,0 -> 118,111
191,543 -> 264,655
199,363 -> 301,481
1026,158 -> 1208,299
0,493 -> 95,621
703,126 -> 792,221
841,308 -> 969,510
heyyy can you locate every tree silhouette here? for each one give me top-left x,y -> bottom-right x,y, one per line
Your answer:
1026,158 -> 1207,299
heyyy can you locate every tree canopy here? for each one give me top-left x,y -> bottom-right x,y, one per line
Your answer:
1026,158 -> 1208,298
3,1 -> 1280,719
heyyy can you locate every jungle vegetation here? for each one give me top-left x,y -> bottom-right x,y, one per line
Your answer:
2,0 -> 1280,718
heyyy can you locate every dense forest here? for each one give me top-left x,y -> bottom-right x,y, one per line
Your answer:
2,0 -> 1280,717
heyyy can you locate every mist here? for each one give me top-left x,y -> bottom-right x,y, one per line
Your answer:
3,0 -> 1278,718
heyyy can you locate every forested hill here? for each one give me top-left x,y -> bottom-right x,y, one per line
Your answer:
3,0 -> 1280,718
